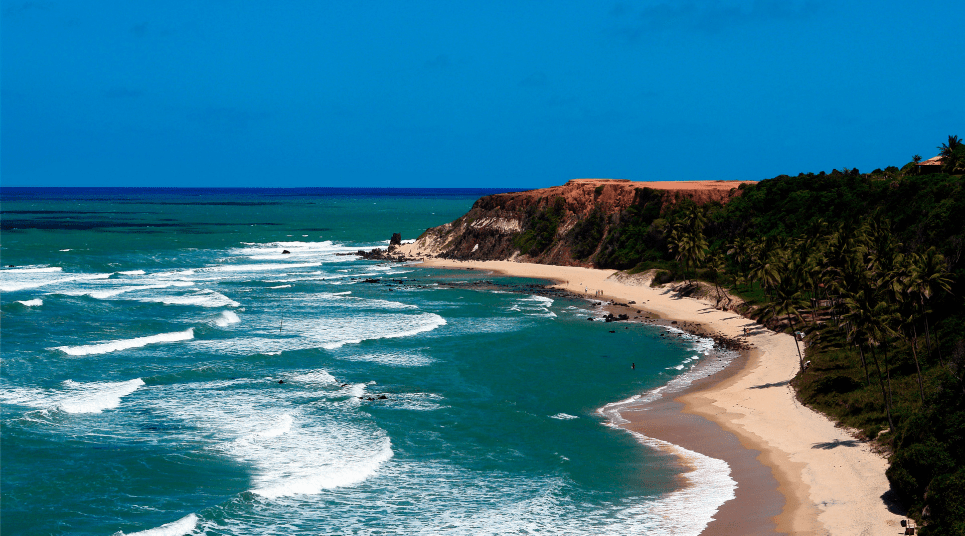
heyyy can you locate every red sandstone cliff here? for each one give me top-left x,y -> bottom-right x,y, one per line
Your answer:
400,179 -> 753,266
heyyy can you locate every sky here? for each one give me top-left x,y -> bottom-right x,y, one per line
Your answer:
2,1 -> 962,188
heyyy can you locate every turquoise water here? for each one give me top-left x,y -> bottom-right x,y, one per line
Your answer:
1,189 -> 732,535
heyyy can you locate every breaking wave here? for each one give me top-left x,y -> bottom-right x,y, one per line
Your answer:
54,329 -> 195,356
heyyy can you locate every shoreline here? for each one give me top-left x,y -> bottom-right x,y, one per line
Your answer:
408,258 -> 901,535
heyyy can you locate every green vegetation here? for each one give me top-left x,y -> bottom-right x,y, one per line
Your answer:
576,137 -> 964,532
513,197 -> 565,256
568,205 -> 606,259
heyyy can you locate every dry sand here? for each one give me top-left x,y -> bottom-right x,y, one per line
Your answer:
411,258 -> 903,535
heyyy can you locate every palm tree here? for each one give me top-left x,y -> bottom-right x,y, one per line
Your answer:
938,134 -> 964,174
707,251 -> 729,307
842,287 -> 896,430
762,278 -> 809,372
907,247 -> 953,360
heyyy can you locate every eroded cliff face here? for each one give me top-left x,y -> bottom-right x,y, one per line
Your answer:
399,179 -> 752,266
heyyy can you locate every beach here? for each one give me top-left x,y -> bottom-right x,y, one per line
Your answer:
410,257 -> 903,535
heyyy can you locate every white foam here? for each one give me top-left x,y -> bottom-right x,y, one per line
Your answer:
508,294 -> 557,318
145,381 -> 394,501
0,378 -> 144,414
119,270 -> 146,275
0,267 -> 111,292
268,284 -> 292,289
1,266 -> 63,273
135,289 -> 240,308
119,513 -> 198,536
192,312 -> 446,356
319,313 -> 447,349
54,328 -> 194,356
17,298 -> 43,306
549,413 -> 578,420
60,281 -> 196,300
204,262 -> 322,273
214,311 -> 241,327
619,428 -> 737,535
286,369 -> 337,386
336,351 -> 434,367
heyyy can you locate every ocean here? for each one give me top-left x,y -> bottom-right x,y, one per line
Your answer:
1,188 -> 734,536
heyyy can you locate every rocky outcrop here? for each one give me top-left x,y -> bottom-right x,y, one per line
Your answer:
397,178 -> 752,266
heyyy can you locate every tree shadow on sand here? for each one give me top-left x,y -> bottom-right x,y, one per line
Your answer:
749,380 -> 791,389
811,439 -> 863,449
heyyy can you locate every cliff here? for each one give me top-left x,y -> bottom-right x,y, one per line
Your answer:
398,178 -> 752,266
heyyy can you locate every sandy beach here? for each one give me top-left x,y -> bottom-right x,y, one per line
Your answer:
410,257 -> 903,535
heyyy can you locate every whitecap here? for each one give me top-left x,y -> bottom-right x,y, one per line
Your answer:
549,413 -> 578,420
145,382 -> 394,500
319,313 -> 447,349
214,311 -> 241,327
60,281 -> 196,300
336,351 -> 434,367
192,312 -> 446,356
17,298 -> 43,306
0,378 -> 144,414
117,513 -> 198,536
0,267 -> 111,292
134,289 -> 240,308
54,328 -> 194,356
203,262 -> 322,273
286,369 -> 337,386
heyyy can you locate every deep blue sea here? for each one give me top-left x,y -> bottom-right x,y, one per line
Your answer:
1,188 -> 734,536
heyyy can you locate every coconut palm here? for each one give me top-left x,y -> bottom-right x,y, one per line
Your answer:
762,278 -> 809,372
842,287 -> 897,430
906,247 -> 953,359
938,134 -> 964,174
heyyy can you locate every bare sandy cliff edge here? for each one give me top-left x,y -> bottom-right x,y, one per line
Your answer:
397,179 -> 753,263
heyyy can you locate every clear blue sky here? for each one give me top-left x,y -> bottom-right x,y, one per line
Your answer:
2,1 -> 962,188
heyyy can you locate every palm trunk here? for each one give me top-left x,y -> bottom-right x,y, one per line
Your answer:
787,314 -> 805,372
883,340 -> 895,413
907,329 -> 925,405
856,344 -> 871,386
868,345 -> 895,431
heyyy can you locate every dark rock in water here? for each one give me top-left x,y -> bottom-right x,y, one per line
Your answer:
390,233 -> 402,246
282,250 -> 291,254
609,330 -> 616,333
358,247 -> 410,262
7,265 -> 14,268
278,380 -> 285,384
363,278 -> 380,283
587,317 -> 594,321
377,394 -> 387,400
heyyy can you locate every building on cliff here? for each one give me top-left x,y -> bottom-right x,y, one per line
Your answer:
916,155 -> 944,174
